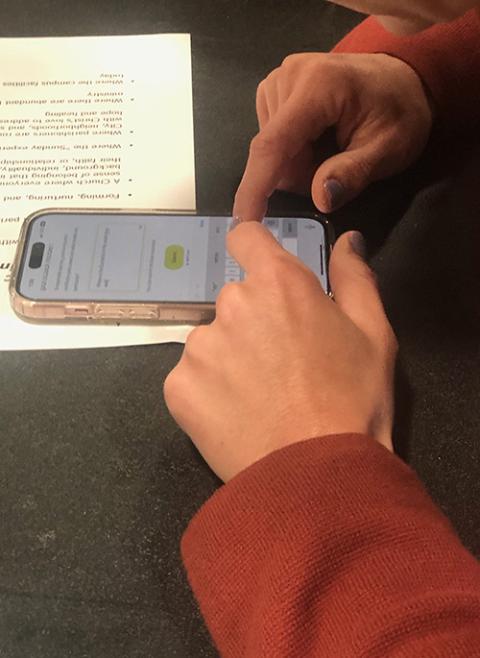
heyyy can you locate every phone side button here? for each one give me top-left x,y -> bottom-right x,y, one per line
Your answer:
93,305 -> 125,319
127,308 -> 158,320
65,305 -> 90,317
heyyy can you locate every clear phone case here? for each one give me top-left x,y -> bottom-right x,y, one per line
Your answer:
9,207 -> 333,324
9,207 -> 216,324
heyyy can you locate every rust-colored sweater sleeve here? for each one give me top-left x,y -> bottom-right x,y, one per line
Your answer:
333,11 -> 480,132
182,435 -> 480,657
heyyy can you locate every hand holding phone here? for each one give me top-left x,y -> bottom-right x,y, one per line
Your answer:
164,224 -> 398,482
10,209 -> 333,323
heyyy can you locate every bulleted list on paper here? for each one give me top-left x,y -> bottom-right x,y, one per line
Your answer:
0,34 -> 195,350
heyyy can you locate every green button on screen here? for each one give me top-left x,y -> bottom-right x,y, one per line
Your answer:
164,244 -> 184,270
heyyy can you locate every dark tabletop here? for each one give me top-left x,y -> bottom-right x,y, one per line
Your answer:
1,2 -> 479,657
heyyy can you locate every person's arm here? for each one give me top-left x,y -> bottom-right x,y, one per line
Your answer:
165,223 -> 480,657
232,10 -> 480,219
333,10 -> 480,132
182,434 -> 480,657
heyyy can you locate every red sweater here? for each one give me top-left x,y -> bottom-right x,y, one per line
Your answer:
182,17 -> 480,657
333,11 -> 480,132
183,436 -> 480,656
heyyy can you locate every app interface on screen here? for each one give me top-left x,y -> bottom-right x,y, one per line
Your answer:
19,214 -> 327,302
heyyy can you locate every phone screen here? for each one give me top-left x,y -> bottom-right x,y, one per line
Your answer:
17,212 -> 329,303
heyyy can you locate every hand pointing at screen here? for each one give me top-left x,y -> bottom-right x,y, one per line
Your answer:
233,53 -> 432,220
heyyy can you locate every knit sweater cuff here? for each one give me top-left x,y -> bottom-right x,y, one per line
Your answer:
333,12 -> 480,133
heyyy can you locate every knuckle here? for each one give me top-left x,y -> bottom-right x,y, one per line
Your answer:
215,282 -> 245,322
163,360 -> 196,417
301,55 -> 332,81
249,132 -> 280,158
281,52 -> 312,69
163,366 -> 182,408
256,78 -> 268,100
281,53 -> 299,68
184,324 -> 209,355
259,68 -> 278,92
303,58 -> 325,78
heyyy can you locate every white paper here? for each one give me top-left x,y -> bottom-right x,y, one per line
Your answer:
0,34 -> 196,350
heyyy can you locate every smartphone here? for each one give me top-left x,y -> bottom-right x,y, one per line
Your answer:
10,208 -> 333,323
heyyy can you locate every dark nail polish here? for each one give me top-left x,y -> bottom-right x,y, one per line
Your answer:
324,178 -> 346,211
349,231 -> 367,259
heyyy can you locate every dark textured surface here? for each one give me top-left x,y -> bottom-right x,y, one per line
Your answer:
1,2 -> 479,657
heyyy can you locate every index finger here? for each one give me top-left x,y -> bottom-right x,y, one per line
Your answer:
226,221 -> 290,275
233,97 -> 330,221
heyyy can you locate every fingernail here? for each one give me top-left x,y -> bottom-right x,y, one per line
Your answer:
349,231 -> 367,259
229,216 -> 242,232
324,178 -> 346,211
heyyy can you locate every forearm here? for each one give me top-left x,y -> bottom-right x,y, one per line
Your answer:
333,11 -> 480,132
182,435 -> 480,657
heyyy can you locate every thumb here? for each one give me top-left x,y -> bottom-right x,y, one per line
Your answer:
311,144 -> 383,213
329,231 -> 395,349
